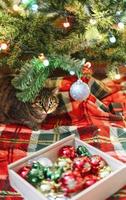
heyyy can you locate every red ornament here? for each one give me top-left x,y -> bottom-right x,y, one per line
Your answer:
84,174 -> 100,188
18,166 -> 31,179
59,170 -> 84,194
58,145 -> 76,159
73,156 -> 91,176
90,155 -> 106,174
82,62 -> 93,77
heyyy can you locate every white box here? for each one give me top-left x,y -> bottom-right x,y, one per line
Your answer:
8,135 -> 126,200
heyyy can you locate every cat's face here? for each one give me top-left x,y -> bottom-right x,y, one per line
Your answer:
32,88 -> 59,114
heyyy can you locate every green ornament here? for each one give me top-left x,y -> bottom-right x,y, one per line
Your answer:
27,162 -> 45,185
44,167 -> 63,182
29,168 -> 38,176
44,167 -> 52,179
51,167 -> 63,181
27,176 -> 40,186
76,145 -> 91,157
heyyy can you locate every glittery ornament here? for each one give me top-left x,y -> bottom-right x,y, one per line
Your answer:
90,155 -> 106,174
37,157 -> 53,167
27,162 -> 45,185
18,166 -> 31,179
58,146 -> 76,160
73,156 -> 91,176
59,170 -> 84,194
84,174 -> 100,188
47,192 -> 70,200
76,145 -> 91,157
39,180 -> 57,194
70,79 -> 90,101
44,167 -> 63,181
55,157 -> 72,171
98,166 -> 111,178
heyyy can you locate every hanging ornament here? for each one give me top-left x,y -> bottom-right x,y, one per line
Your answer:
70,79 -> 90,101
82,62 -> 93,78
84,62 -> 92,68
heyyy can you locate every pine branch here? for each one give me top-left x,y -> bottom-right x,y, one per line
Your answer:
12,54 -> 84,102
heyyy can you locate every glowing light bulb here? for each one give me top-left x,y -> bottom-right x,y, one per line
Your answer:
43,59 -> 49,66
89,18 -> 97,25
109,36 -> 116,43
116,11 -> 121,16
1,43 -> 8,50
69,70 -> 75,75
118,22 -> 124,29
13,4 -> 20,11
115,74 -> 121,80
63,21 -> 70,28
31,4 -> 38,12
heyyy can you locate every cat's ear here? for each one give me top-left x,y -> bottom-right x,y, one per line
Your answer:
52,88 -> 59,95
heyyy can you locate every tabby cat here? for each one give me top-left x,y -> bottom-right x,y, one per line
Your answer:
0,75 -> 59,130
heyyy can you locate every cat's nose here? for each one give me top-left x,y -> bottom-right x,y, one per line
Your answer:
43,107 -> 47,113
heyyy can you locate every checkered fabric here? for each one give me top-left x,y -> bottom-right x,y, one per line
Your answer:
0,75 -> 126,200
88,77 -> 111,100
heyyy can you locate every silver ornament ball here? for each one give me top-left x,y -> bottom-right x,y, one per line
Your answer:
70,79 -> 90,101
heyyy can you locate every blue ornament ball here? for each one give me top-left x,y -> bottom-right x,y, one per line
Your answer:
70,79 -> 90,101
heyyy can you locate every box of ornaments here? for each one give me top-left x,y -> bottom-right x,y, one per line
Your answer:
8,135 -> 126,200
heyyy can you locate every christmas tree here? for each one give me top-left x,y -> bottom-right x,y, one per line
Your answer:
0,0 -> 126,102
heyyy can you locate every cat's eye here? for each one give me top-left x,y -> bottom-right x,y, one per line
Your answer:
48,101 -> 52,107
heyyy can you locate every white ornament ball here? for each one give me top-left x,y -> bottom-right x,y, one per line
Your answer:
37,157 -> 53,167
70,79 -> 90,101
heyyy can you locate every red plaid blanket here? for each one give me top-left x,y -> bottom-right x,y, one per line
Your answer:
0,75 -> 126,200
